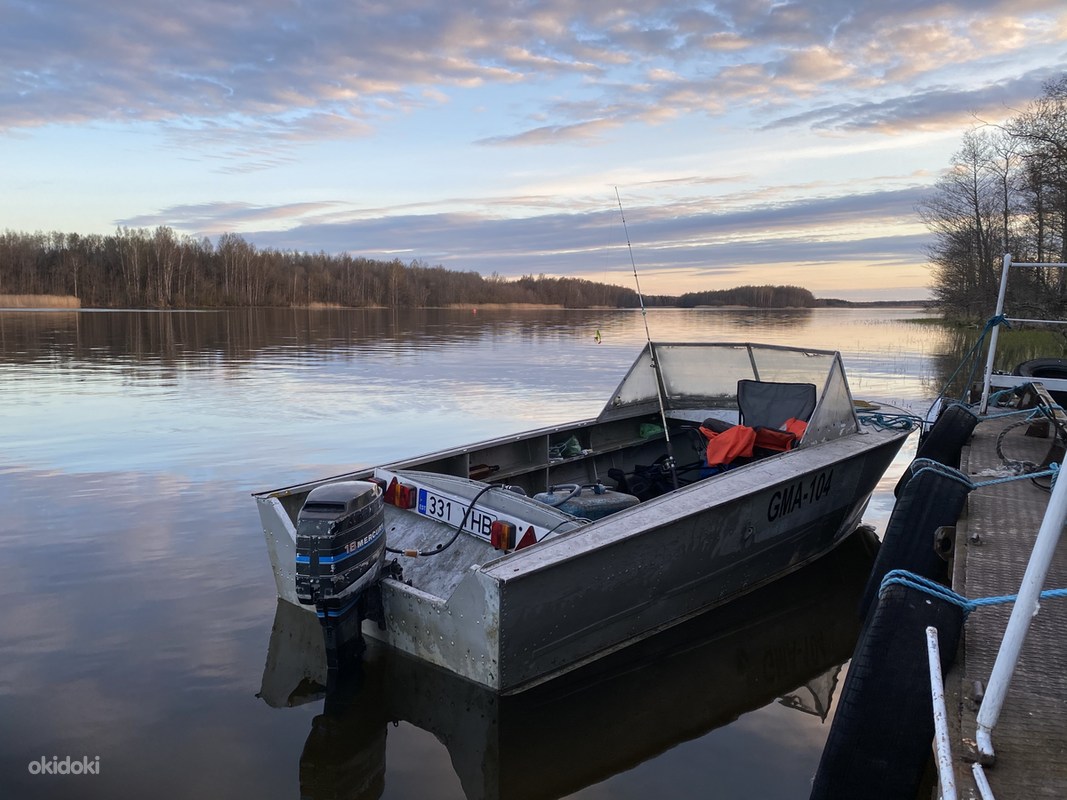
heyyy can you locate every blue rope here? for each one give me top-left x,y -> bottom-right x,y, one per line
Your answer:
987,387 -> 1018,406
982,405 -> 1051,419
904,459 -> 1059,491
908,463 -> 975,490
879,570 -> 972,610
970,587 -> 1067,607
857,411 -> 923,431
879,568 -> 1067,615
926,314 -> 1011,418
977,386 -> 1062,428
970,462 -> 1059,489
982,398 -> 1065,421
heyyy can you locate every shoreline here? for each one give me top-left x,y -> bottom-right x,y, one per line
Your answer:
1,297 -> 931,311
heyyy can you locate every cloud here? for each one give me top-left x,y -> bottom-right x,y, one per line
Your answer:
3,1 -> 527,147
476,117 -> 623,146
119,201 -> 344,232
5,0 -> 1065,152
763,68 -> 1064,132
770,46 -> 856,93
169,185 -> 931,290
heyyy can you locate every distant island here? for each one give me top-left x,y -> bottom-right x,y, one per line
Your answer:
0,228 -> 928,310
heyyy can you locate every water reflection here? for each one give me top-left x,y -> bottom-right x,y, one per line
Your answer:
0,308 -> 938,799
0,307 -> 942,367
0,308 -> 944,485
262,528 -> 879,800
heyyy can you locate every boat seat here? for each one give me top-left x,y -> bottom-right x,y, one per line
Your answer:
737,379 -> 816,431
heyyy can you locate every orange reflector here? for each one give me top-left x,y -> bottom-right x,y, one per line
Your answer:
384,477 -> 417,508
516,526 -> 537,550
490,521 -> 516,550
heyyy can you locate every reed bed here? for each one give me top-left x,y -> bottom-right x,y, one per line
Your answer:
0,294 -> 81,308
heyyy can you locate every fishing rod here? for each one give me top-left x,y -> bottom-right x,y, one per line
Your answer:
615,187 -> 679,491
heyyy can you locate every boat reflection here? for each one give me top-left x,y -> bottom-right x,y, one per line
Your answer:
259,527 -> 880,800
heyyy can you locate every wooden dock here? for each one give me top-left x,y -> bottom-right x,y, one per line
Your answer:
947,410 -> 1067,798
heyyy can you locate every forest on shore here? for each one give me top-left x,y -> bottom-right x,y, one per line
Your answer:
921,75 -> 1067,320
10,76 -> 1066,317
0,228 -> 890,310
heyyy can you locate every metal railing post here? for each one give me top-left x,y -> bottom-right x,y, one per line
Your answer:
972,762 -> 996,800
975,470 -> 1067,759
979,254 -> 1013,414
927,626 -> 957,800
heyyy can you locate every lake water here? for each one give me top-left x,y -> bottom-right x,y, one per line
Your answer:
0,307 -> 958,799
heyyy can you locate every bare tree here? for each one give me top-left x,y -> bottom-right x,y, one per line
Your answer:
919,131 -> 1004,316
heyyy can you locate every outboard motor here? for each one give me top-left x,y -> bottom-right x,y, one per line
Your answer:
296,481 -> 386,670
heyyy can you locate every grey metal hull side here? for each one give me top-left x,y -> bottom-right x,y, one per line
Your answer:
490,432 -> 903,691
257,428 -> 907,692
372,569 -> 501,689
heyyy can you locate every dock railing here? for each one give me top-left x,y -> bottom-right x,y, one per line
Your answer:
926,626 -> 957,800
978,253 -> 1067,414
965,253 -> 1067,793
924,448 -> 1066,799
972,467 -> 1067,763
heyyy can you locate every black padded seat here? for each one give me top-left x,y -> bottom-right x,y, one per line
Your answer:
736,379 -> 816,430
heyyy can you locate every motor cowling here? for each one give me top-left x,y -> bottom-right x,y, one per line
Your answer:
295,481 -> 386,607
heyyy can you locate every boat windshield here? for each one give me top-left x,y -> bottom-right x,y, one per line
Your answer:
600,342 -> 858,443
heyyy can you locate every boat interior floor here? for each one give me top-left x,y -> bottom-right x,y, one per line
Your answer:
377,409 -> 818,601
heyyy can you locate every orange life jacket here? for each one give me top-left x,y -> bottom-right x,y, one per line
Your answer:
699,425 -> 756,467
700,417 -> 808,466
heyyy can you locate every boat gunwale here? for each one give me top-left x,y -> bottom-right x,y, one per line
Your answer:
482,425 -> 908,580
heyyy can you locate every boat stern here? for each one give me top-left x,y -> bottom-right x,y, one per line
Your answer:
258,494 -> 301,607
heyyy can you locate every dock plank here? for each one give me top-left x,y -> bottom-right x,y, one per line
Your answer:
949,413 -> 1067,798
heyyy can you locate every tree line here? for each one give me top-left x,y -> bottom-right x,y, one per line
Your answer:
0,226 -> 822,309
921,75 -> 1067,320
670,285 -> 816,308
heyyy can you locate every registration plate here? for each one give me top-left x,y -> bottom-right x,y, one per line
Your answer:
417,488 -> 498,539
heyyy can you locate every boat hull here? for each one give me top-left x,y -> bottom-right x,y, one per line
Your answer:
257,427 -> 904,692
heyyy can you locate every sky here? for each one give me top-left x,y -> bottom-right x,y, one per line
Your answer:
3,1 -> 1067,301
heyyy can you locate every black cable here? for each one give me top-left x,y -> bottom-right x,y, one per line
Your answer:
543,517 -> 590,536
385,483 -> 498,557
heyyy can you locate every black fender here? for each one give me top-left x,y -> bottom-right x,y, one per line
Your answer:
810,581 -> 965,800
861,461 -> 972,620
894,403 -> 979,497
